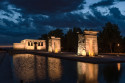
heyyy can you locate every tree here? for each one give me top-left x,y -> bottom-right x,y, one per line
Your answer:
48,29 -> 64,38
65,27 -> 83,52
98,22 -> 123,53
66,29 -> 73,51
123,37 -> 125,52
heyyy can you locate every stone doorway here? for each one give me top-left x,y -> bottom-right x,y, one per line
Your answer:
34,42 -> 37,50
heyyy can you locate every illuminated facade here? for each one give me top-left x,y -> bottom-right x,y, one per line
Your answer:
77,31 -> 98,56
48,36 -> 61,53
13,39 -> 46,50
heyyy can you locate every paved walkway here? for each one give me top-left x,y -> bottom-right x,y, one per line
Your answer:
33,52 -> 125,64
9,50 -> 125,64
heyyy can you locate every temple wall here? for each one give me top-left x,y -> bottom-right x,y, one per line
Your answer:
25,40 -> 34,50
77,31 -> 98,56
85,35 -> 98,56
48,39 -> 52,52
13,43 -> 25,50
52,39 -> 61,53
77,34 -> 86,56
13,39 -> 46,50
48,36 -> 61,53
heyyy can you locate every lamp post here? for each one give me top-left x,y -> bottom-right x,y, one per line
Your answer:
117,43 -> 120,55
117,43 -> 120,47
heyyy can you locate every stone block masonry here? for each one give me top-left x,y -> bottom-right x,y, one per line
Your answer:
77,31 -> 98,56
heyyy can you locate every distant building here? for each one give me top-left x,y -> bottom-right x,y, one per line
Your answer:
77,31 -> 98,56
48,36 -> 61,53
13,39 -> 46,50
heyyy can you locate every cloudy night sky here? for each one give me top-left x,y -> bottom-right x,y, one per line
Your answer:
0,0 -> 125,45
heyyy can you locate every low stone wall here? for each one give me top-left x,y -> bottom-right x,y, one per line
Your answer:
13,43 -> 25,50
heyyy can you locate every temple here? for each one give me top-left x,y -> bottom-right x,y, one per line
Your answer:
48,36 -> 61,53
13,39 -> 46,50
13,31 -> 98,56
77,31 -> 98,56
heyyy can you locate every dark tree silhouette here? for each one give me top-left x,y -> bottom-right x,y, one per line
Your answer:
39,23 -> 125,53
98,22 -> 123,53
65,27 -> 83,52
48,29 -> 64,38
123,37 -> 125,52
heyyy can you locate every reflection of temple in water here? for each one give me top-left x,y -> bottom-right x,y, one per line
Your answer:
77,62 -> 98,83
48,57 -> 62,81
13,54 -> 46,82
98,63 -> 121,83
13,54 -> 62,82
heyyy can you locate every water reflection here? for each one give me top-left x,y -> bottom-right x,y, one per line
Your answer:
12,53 -> 125,83
100,63 -> 121,83
13,54 -> 36,82
35,55 -> 46,80
13,54 -> 62,83
77,62 -> 98,83
117,63 -> 121,71
48,57 -> 62,81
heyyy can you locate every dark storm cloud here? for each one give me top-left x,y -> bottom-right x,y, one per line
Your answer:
10,0 -> 85,14
39,7 -> 125,34
30,11 -> 105,31
90,0 -> 115,7
0,0 -> 125,45
109,7 -> 125,19
0,17 -> 40,45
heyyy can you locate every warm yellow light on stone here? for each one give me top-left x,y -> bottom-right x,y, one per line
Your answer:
82,50 -> 86,56
77,31 -> 98,56
91,52 -> 94,56
89,51 -> 94,57
48,36 -> 61,53
13,39 -> 46,50
89,51 -> 91,56
55,49 -> 58,53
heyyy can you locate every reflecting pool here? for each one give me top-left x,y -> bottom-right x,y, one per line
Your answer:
0,52 -> 125,83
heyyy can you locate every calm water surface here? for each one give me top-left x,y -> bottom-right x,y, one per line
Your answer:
0,52 -> 125,83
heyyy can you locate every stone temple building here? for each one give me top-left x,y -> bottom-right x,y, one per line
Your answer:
48,36 -> 61,53
13,39 -> 46,50
77,31 -> 98,56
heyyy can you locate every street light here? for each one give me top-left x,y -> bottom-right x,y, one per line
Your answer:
117,43 -> 120,47
117,43 -> 120,55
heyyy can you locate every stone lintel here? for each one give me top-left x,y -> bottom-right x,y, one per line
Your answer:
84,31 -> 99,35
